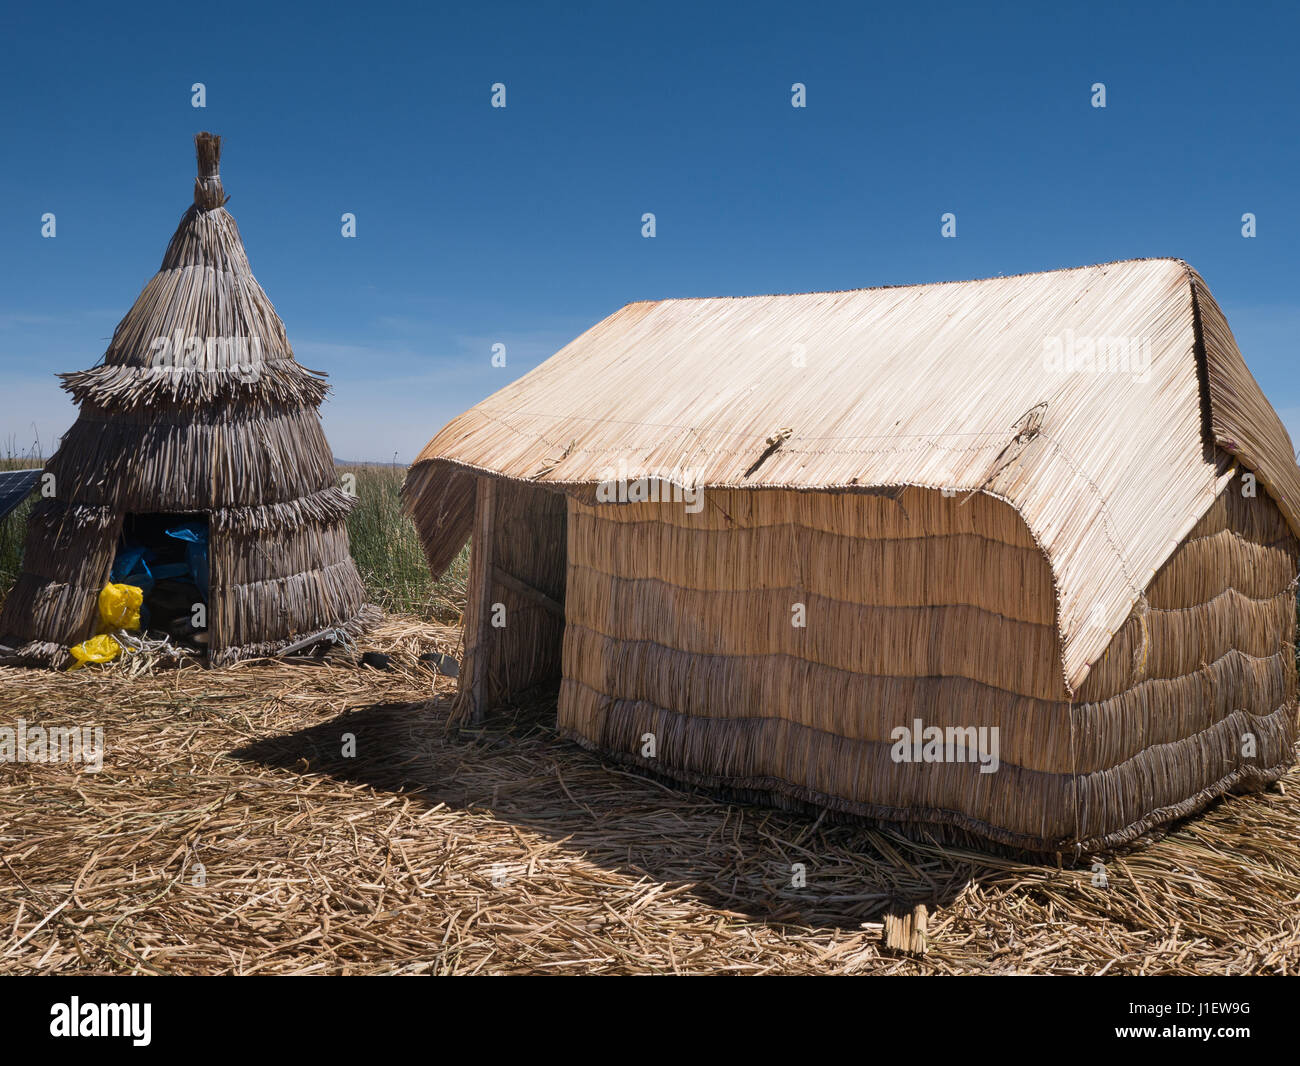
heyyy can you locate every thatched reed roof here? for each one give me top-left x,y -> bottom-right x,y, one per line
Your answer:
60,134 -> 330,414
404,258 -> 1300,693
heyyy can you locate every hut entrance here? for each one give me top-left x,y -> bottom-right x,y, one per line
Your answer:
456,479 -> 568,723
111,514 -> 210,654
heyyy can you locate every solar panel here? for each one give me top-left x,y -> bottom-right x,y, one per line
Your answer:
0,469 -> 41,522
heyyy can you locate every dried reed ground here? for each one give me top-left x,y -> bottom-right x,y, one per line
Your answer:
0,613 -> 1297,975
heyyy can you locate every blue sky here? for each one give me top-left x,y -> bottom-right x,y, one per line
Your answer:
1,0 -> 1297,462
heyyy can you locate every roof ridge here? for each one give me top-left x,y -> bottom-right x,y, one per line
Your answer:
620,257 -> 1191,308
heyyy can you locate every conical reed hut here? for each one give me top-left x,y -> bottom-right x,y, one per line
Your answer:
403,259 -> 1300,854
0,133 -> 377,666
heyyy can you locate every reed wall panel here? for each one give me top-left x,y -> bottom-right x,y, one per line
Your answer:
0,577 -> 102,648
566,568 -> 1066,701
478,480 -> 568,704
214,487 -> 357,536
12,504 -> 122,593
557,481 -> 1298,852
591,488 -> 1042,545
1073,703 -> 1296,844
1144,532 -> 1297,607
1077,485 -> 1299,702
47,403 -> 338,511
561,679 -> 1079,846
562,622 -> 1072,770
211,520 -> 354,586
211,558 -> 369,651
568,507 -> 1054,623
1073,649 -> 1293,771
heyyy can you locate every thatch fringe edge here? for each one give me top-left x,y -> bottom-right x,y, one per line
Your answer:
209,602 -> 382,665
0,605 -> 382,670
0,641 -> 73,669
60,362 -> 330,411
211,487 -> 357,534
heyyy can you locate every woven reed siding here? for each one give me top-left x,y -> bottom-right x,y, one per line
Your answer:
1071,703 -> 1296,846
211,521 -> 353,586
211,558 -> 369,652
0,499 -> 123,657
569,518 -> 1053,621
559,488 -> 1079,843
1071,652 -> 1292,772
0,134 -> 375,664
479,481 -> 567,702
2,579 -> 103,649
565,487 -> 1064,698
567,576 -> 1066,699
561,684 -> 1079,845
573,486 -> 1041,542
1067,481 -> 1298,844
213,487 -> 357,535
562,625 -> 1071,771
488,482 -> 567,599
451,478 -> 567,718
1077,591 -> 1293,694
48,404 -> 338,511
452,479 -> 495,722
558,480 -> 1298,852
15,502 -> 122,591
406,258 -> 1300,697
448,480 -> 568,718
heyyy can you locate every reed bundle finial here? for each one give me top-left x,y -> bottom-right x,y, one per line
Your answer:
194,131 -> 227,209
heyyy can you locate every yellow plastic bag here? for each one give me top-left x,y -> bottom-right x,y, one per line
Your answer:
68,633 -> 122,670
98,583 -> 143,632
63,583 -> 142,670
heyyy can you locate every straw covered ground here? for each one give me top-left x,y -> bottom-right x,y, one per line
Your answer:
0,612 -> 1297,975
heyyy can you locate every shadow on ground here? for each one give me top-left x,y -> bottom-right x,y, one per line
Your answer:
230,690 -> 1067,932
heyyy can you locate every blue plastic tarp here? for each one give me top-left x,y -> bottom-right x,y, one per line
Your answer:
164,522 -> 209,600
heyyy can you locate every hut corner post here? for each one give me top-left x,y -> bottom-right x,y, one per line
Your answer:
455,477 -> 497,725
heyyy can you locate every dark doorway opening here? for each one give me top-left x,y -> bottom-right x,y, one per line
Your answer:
112,513 -> 210,654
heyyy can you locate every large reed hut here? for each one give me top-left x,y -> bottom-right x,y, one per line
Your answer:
403,259 -> 1300,853
0,133 -> 376,666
